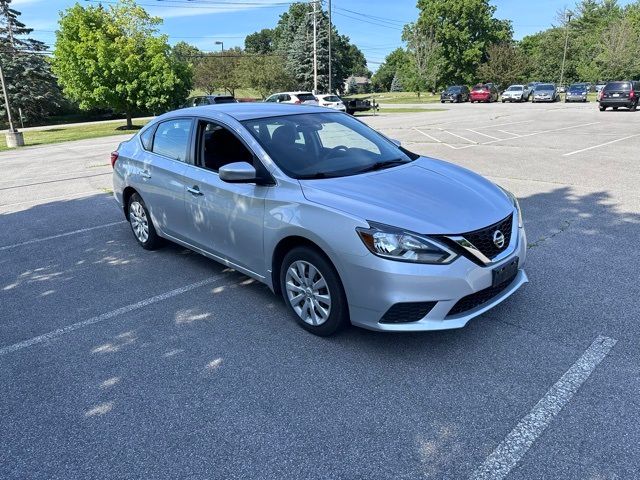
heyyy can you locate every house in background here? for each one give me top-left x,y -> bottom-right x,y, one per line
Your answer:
344,75 -> 372,93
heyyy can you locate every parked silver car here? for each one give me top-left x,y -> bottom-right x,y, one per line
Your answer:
112,104 -> 528,335
532,83 -> 560,103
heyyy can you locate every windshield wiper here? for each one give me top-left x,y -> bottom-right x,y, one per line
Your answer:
354,159 -> 409,174
297,172 -> 343,180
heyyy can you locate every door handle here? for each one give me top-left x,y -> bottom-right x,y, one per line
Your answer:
187,186 -> 204,196
140,169 -> 151,179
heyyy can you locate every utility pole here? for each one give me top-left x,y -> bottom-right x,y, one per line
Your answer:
328,0 -> 332,93
312,0 -> 318,94
559,11 -> 572,89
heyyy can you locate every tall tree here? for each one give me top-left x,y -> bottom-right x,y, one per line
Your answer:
194,47 -> 244,96
372,48 -> 410,92
401,23 -> 441,95
245,28 -> 274,54
413,0 -> 512,85
477,43 -> 529,88
0,0 -> 64,125
53,0 -> 192,128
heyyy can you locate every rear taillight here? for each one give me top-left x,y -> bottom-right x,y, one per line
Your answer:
110,151 -> 119,168
630,89 -> 635,99
294,99 -> 302,104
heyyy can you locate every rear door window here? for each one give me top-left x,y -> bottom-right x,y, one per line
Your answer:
212,96 -> 237,104
297,93 -> 316,102
152,119 -> 193,162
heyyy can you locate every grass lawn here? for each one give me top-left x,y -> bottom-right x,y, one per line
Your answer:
1,121 -> 150,152
348,92 -> 443,104
354,107 -> 447,115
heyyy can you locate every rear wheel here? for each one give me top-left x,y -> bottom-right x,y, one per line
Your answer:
128,193 -> 162,250
599,106 -> 607,111
630,102 -> 637,112
613,106 -> 618,111
280,247 -> 349,336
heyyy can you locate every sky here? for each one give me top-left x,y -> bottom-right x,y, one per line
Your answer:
10,0 -> 634,72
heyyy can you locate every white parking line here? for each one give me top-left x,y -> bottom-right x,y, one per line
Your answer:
473,120 -> 533,130
467,129 -> 500,140
0,221 -> 127,252
497,130 -> 522,138
469,335 -> 617,480
563,133 -> 640,156
439,129 -> 478,144
412,127 -> 457,149
478,122 -> 600,147
0,274 -> 229,357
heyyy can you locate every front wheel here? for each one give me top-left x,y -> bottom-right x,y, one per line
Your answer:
128,193 -> 162,250
280,247 -> 349,336
599,106 -> 606,111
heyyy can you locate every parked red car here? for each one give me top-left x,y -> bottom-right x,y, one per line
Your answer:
470,83 -> 499,103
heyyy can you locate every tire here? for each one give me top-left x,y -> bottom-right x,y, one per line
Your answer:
613,106 -> 618,111
630,102 -> 637,112
346,110 -> 354,115
501,99 -> 505,103
440,100 -> 445,104
470,100 -> 474,103
280,246 -> 349,336
128,192 -> 162,250
599,106 -> 606,111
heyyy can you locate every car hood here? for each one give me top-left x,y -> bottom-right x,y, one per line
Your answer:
299,158 -> 513,234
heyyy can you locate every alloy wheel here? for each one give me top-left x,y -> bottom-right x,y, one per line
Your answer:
129,201 -> 149,243
285,260 -> 331,326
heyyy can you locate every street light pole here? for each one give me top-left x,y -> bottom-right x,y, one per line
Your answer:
559,11 -> 572,88
328,0 -> 332,93
214,40 -> 224,52
312,0 -> 318,94
0,61 -> 15,132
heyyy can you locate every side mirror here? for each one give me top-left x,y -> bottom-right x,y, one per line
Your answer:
390,138 -> 402,147
219,162 -> 259,184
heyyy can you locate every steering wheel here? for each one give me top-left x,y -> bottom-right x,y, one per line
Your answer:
323,145 -> 349,159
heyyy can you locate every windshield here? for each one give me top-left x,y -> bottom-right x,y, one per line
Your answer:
322,95 -> 341,102
536,84 -> 554,91
507,86 -> 523,91
212,96 -> 237,104
446,86 -> 462,92
604,82 -> 630,91
569,85 -> 586,92
472,85 -> 487,91
242,112 -> 416,179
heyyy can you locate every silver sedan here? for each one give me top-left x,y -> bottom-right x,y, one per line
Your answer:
112,104 -> 527,335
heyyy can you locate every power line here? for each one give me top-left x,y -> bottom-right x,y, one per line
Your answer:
333,7 -> 408,26
332,11 -> 403,30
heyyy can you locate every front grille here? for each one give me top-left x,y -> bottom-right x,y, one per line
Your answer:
462,214 -> 513,260
447,271 -> 517,317
381,302 -> 436,324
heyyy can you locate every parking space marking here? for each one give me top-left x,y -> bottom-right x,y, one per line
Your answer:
469,335 -> 617,480
0,274 -> 229,357
439,129 -> 478,144
563,133 -> 640,156
467,129 -> 500,140
473,120 -> 532,130
412,127 -> 455,149
0,221 -> 127,252
497,130 -> 522,138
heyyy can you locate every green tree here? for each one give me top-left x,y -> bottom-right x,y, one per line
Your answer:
245,28 -> 274,54
402,23 -> 441,95
390,73 -> 403,92
0,0 -> 65,125
477,43 -> 529,88
413,0 -> 512,85
238,55 -> 293,98
53,0 -> 192,128
372,48 -> 409,92
194,47 -> 244,96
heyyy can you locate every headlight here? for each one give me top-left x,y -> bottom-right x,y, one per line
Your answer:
356,222 -> 457,264
499,187 -> 523,228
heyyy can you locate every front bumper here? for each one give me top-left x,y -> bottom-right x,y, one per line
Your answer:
340,221 -> 528,332
533,96 -> 554,102
470,94 -> 491,102
566,95 -> 587,102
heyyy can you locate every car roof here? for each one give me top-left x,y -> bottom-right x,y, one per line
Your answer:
169,103 -> 330,121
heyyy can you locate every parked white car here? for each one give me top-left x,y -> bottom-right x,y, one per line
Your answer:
265,91 -> 319,106
501,85 -> 526,103
315,94 -> 346,111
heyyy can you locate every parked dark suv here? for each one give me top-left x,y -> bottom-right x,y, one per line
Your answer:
598,81 -> 639,111
440,85 -> 470,103
183,95 -> 238,107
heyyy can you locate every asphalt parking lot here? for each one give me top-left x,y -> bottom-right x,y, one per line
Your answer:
1,102 -> 639,479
